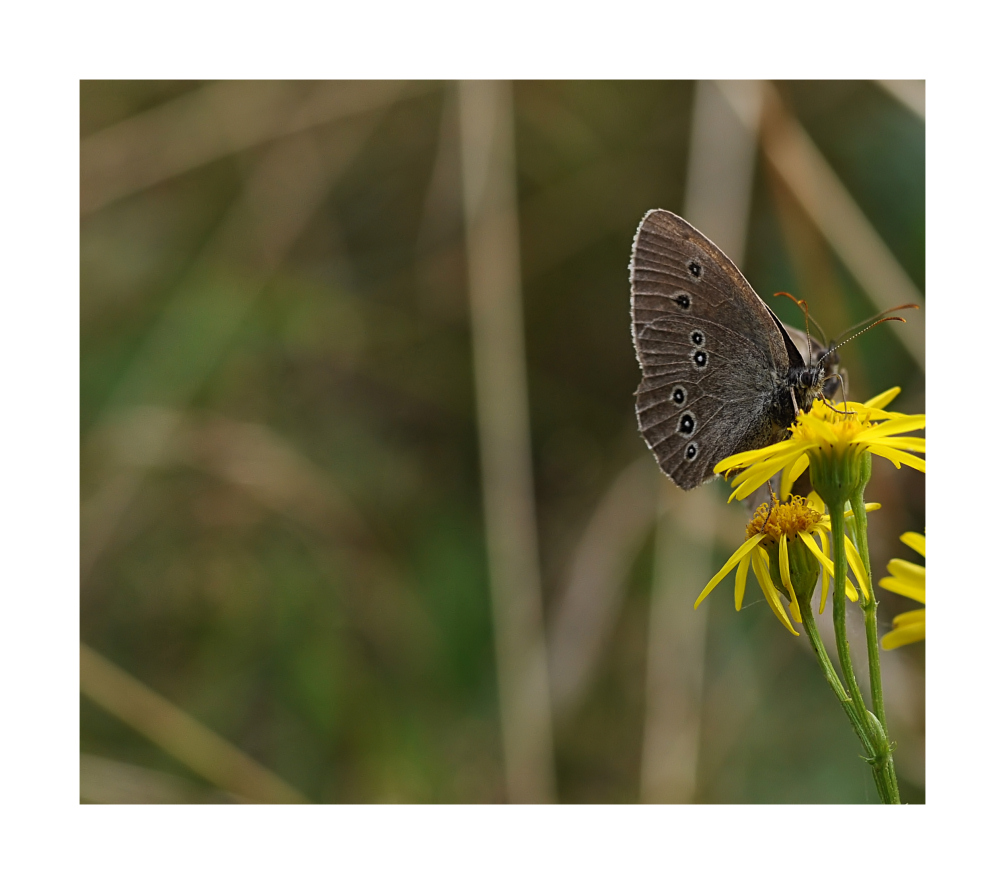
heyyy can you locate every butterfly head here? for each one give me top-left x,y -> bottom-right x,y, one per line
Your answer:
786,357 -> 829,416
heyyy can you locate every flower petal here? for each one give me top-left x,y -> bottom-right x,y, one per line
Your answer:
751,546 -> 799,635
734,552 -> 750,612
799,528 -> 857,602
780,453 -> 808,501
876,436 -> 926,454
798,413 -> 839,444
789,593 -> 802,624
806,529 -> 831,614
695,534 -> 763,609
879,561 -> 925,603
864,387 -> 901,409
867,444 -> 926,473
715,438 -> 802,473
881,614 -> 925,649
844,534 -> 870,601
892,609 -> 926,627
726,446 -> 814,501
887,558 -> 926,585
779,533 -> 794,596
900,531 -> 925,558
856,414 -> 926,441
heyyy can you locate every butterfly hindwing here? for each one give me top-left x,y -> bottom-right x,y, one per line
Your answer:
630,209 -> 792,489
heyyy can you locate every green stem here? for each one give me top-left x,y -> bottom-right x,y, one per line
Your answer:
827,505 -> 872,737
829,501 -> 899,804
848,492 -> 885,730
849,484 -> 901,804
796,593 -> 874,756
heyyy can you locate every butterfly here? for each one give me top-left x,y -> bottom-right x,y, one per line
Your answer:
629,209 -> 840,490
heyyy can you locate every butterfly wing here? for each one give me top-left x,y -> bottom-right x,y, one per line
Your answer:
630,209 -> 792,489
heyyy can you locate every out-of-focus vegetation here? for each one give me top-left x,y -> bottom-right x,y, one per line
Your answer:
81,80 -> 924,803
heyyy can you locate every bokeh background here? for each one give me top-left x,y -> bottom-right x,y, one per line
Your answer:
80,80 -> 924,804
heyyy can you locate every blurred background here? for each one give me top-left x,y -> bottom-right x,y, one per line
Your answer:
80,80 -> 924,804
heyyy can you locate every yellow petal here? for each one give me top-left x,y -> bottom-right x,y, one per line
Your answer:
826,502 -> 881,536
727,446 -> 813,501
900,531 -> 925,557
881,615 -> 925,649
789,594 -> 802,623
751,546 -> 799,635
734,552 -> 750,612
695,534 -> 763,609
877,436 -> 926,454
878,568 -> 925,604
809,529 -> 831,614
892,608 -> 926,627
776,532 -> 799,627
800,414 -> 840,444
879,576 -> 920,600
867,444 -> 926,473
780,453 -> 808,501
864,387 -> 901,409
856,414 -> 926,441
779,533 -> 794,596
799,528 -> 857,602
844,534 -> 870,601
729,465 -> 784,502
716,438 -> 801,473
887,558 -> 926,586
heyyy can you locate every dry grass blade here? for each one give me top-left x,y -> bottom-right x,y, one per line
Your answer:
760,83 -> 925,369
876,80 -> 925,120
81,80 -> 424,214
459,79 -> 555,803
80,644 -> 308,803
548,457 -> 658,717
640,482 -> 716,803
81,753 -> 236,804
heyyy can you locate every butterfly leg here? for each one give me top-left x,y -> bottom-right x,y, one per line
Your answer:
819,374 -> 856,416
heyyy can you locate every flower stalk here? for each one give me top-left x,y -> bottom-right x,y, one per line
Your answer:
812,450 -> 900,804
794,586 -> 886,799
706,387 -> 923,804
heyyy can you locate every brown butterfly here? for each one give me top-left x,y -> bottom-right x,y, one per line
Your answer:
629,209 -> 840,490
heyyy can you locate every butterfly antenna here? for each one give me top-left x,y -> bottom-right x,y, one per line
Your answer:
823,314 -> 912,362
773,292 -> 817,365
834,304 -> 920,343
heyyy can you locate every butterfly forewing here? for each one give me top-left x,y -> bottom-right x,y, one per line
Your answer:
630,209 -> 791,489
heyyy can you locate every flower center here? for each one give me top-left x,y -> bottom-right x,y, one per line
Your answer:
790,399 -> 872,445
745,496 -> 822,542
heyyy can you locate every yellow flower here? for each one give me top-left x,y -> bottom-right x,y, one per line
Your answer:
880,531 -> 925,650
694,494 -> 879,636
715,388 -> 925,503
